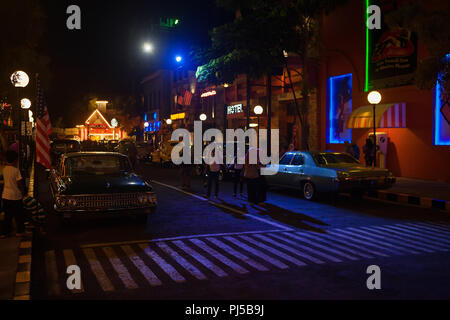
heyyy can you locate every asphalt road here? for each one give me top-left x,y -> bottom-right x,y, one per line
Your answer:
31,163 -> 450,300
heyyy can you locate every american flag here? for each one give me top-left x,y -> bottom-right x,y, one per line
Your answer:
36,76 -> 52,169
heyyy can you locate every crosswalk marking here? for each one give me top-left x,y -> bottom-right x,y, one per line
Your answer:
280,233 -> 343,262
43,222 -> 450,296
253,234 -> 326,264
224,236 -> 289,269
82,248 -> 115,292
289,233 -> 360,261
45,250 -> 61,296
63,249 -> 84,293
346,227 -> 427,254
173,240 -> 228,277
190,239 -> 249,274
156,242 -> 207,280
325,230 -> 391,257
407,223 -> 450,236
292,231 -> 374,259
334,229 -> 417,255
102,247 -> 138,289
138,244 -> 186,283
206,238 -> 269,271
365,226 -> 449,251
239,235 -> 307,267
390,224 -> 450,244
417,222 -> 450,233
120,246 -> 162,287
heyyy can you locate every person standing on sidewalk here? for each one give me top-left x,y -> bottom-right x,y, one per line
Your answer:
244,148 -> 263,204
206,150 -> 221,199
228,155 -> 244,198
0,150 -> 26,238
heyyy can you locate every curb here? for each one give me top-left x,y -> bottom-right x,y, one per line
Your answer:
366,189 -> 450,212
12,161 -> 35,301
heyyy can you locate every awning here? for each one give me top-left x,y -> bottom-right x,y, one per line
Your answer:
346,103 -> 406,129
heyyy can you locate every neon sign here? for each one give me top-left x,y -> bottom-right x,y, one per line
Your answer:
201,90 -> 216,98
327,74 -> 353,144
434,54 -> 450,146
227,104 -> 243,115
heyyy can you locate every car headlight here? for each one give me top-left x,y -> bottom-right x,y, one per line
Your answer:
56,196 -> 67,207
138,195 -> 148,205
68,198 -> 78,207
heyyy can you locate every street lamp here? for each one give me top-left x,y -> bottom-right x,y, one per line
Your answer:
166,119 -> 172,125
142,42 -> 154,53
21,98 -> 31,109
199,113 -> 207,121
254,105 -> 263,144
367,90 -> 382,167
111,118 -> 118,140
175,55 -> 182,63
10,71 -> 29,88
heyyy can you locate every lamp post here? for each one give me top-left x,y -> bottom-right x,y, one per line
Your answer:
166,119 -> 172,125
199,113 -> 207,122
111,118 -> 118,140
254,105 -> 263,146
367,90 -> 382,167
10,71 -> 30,173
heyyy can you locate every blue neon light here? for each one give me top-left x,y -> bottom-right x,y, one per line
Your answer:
328,74 -> 353,144
434,78 -> 450,145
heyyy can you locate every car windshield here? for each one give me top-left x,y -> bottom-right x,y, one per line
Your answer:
313,153 -> 359,165
65,155 -> 131,176
53,142 -> 79,152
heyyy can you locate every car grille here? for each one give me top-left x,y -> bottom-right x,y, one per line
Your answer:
72,193 -> 140,209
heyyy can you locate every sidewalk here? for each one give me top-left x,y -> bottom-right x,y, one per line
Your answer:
367,177 -> 450,211
0,162 -> 35,300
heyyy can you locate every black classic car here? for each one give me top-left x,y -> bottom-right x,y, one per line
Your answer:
49,152 -> 157,220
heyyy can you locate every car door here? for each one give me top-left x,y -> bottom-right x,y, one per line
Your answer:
285,153 -> 306,187
267,153 -> 294,187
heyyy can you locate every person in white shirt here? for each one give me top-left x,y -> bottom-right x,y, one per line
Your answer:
1,150 -> 26,238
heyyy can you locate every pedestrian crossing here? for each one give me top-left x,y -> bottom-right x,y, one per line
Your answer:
43,221 -> 450,296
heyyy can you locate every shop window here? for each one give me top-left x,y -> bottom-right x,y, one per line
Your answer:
434,55 -> 450,146
327,74 -> 353,144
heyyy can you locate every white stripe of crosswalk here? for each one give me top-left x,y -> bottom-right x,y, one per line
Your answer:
102,247 -> 138,289
325,230 -> 392,257
408,223 -> 450,236
190,239 -> 249,274
419,222 -> 450,232
45,250 -> 61,296
206,237 -> 269,271
253,234 -> 326,264
224,236 -> 289,269
238,235 -> 307,267
120,245 -> 162,286
280,233 -> 343,262
365,226 -> 449,251
173,240 -> 228,277
82,248 -> 115,292
156,242 -> 207,280
138,244 -> 186,283
390,224 -> 450,244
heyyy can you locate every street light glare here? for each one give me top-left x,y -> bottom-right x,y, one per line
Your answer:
166,119 -> 173,125
254,105 -> 264,115
21,98 -> 31,109
199,113 -> 207,121
143,43 -> 154,53
368,91 -> 382,104
176,56 -> 182,63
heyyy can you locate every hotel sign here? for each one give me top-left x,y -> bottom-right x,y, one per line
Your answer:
227,104 -> 244,115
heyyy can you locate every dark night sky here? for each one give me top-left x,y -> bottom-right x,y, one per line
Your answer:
40,0 -> 230,126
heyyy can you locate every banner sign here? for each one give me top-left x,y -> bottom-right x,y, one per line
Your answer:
367,0 -> 418,90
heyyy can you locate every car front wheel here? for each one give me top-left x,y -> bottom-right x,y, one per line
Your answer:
303,181 -> 316,200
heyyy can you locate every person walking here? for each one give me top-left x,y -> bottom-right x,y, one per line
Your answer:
0,150 -> 26,238
228,155 -> 244,198
206,151 -> 221,199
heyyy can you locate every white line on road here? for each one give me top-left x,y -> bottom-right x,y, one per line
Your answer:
190,239 -> 249,274
102,247 -> 138,289
138,244 -> 186,283
82,248 -> 115,292
156,242 -> 207,280
120,245 -> 162,287
173,240 -> 228,277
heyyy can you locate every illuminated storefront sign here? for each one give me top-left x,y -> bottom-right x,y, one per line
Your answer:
327,74 -> 353,144
434,55 -> 450,146
227,104 -> 244,115
171,112 -> 186,120
201,90 -> 216,98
